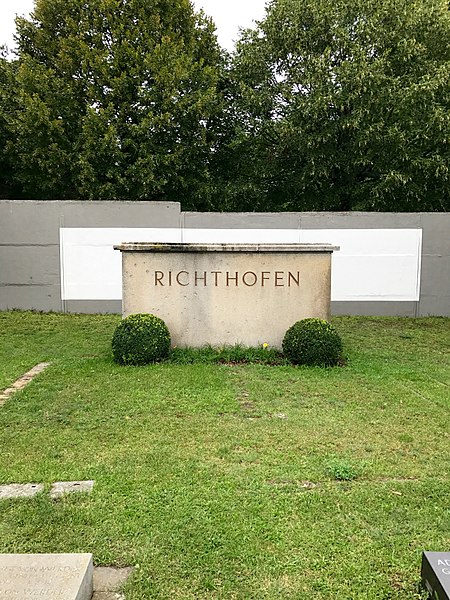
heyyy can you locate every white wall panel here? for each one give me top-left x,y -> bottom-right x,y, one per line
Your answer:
60,227 -> 422,301
299,229 -> 422,301
60,228 -> 182,300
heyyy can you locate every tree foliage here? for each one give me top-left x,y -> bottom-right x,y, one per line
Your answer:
1,0 -> 450,212
227,0 -> 450,211
5,0 -> 224,207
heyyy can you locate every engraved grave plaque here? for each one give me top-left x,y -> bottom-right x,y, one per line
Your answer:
421,551 -> 450,600
0,554 -> 93,600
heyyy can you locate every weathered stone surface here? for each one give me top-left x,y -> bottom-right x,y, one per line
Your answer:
0,483 -> 44,499
0,553 -> 93,600
93,567 -> 133,591
50,480 -> 94,499
115,243 -> 338,348
91,566 -> 132,600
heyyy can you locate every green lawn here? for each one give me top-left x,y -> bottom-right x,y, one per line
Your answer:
0,311 -> 449,599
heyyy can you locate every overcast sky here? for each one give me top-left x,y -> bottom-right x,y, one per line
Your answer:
0,0 -> 267,53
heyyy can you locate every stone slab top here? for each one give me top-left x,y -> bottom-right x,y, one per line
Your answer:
50,480 -> 95,499
0,553 -> 93,600
114,242 -> 340,253
0,483 -> 44,499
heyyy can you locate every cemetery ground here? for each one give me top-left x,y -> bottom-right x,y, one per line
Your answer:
0,311 -> 449,599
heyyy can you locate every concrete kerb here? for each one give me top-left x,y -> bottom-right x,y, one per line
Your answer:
0,481 -> 95,500
0,362 -> 51,406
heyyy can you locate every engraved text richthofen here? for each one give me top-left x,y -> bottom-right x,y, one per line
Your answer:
153,271 -> 300,287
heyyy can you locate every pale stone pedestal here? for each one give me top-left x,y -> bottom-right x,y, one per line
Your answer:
114,243 -> 339,348
0,554 -> 93,600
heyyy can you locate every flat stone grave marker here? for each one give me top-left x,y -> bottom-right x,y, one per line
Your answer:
0,483 -> 43,500
0,553 -> 93,600
421,551 -> 450,599
50,480 -> 94,499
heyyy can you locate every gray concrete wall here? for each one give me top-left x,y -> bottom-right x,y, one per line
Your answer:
1,201 -> 449,316
0,201 -> 181,312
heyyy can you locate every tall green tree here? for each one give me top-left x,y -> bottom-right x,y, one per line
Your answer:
229,0 -> 450,211
0,50 -> 20,199
8,0 -> 224,207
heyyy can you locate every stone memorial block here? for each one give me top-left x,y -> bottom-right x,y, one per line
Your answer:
0,553 -> 93,600
421,551 -> 450,599
114,243 -> 339,348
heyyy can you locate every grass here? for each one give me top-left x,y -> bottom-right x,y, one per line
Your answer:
0,311 -> 449,599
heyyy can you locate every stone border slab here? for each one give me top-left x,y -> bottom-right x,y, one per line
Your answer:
0,483 -> 44,499
50,480 -> 95,499
0,553 -> 93,600
0,362 -> 50,406
0,481 -> 95,501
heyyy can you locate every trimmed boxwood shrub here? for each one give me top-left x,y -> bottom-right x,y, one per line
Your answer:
112,313 -> 171,365
282,318 -> 342,366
